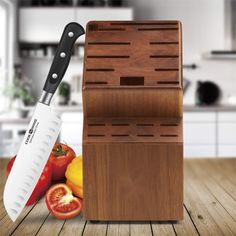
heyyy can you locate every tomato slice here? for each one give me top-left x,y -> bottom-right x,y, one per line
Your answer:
45,184 -> 82,220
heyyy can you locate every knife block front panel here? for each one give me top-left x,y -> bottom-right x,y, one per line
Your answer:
82,21 -> 183,221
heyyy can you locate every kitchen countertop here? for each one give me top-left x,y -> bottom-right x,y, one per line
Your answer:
184,104 -> 236,112
1,105 -> 236,124
0,158 -> 236,235
0,105 -> 83,123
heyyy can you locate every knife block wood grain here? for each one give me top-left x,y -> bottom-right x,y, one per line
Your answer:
82,21 -> 183,221
83,20 -> 183,117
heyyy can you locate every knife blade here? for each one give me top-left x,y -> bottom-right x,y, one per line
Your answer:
3,22 -> 84,221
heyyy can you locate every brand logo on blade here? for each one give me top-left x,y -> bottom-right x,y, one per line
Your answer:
25,119 -> 39,144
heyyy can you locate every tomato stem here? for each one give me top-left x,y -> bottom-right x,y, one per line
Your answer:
53,144 -> 67,157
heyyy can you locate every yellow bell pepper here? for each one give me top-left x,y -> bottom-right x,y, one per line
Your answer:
65,155 -> 83,198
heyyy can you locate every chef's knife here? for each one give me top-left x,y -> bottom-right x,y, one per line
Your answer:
3,22 -> 84,221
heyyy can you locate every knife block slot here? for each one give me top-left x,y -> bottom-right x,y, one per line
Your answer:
88,42 -> 131,45
136,123 -> 154,126
82,21 -> 183,221
138,27 -> 178,31
157,81 -> 179,85
84,117 -> 182,143
87,55 -> 130,59
87,134 -> 105,137
110,22 -> 179,26
160,123 -> 178,126
86,68 -> 115,72
85,81 -> 107,85
111,123 -> 129,126
120,77 -> 144,86
88,124 -> 105,126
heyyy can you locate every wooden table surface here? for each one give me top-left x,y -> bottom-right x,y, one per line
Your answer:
1,158 -> 236,236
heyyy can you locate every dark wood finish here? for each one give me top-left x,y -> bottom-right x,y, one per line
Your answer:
83,89 -> 183,117
84,117 -> 182,143
82,21 -> 183,221
1,159 -> 236,235
83,143 -> 183,220
83,20 -> 183,118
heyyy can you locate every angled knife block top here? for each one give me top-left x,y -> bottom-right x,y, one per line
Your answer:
83,20 -> 183,117
82,21 -> 183,221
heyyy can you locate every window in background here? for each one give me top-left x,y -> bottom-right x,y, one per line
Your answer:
0,0 -> 14,112
0,2 -> 7,89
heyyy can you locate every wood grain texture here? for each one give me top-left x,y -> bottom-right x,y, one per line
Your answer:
83,20 -> 183,118
82,21 -> 183,221
1,159 -> 236,235
59,214 -> 86,236
84,117 -> 182,143
130,222 -> 152,236
83,143 -> 183,220
83,88 -> 183,118
185,162 -> 236,235
11,198 -> 49,236
107,222 -> 129,236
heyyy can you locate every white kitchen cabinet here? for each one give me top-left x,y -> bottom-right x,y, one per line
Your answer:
184,145 -> 216,158
218,112 -> 236,122
218,112 -> 236,157
19,8 -> 75,43
218,123 -> 236,144
60,112 -> 83,155
218,145 -> 236,157
0,123 -> 28,157
184,111 -> 236,158
183,111 -> 216,158
19,7 -> 133,43
184,123 -> 216,144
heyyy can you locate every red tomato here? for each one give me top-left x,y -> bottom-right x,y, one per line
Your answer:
45,184 -> 82,220
7,156 -> 52,206
48,143 -> 76,181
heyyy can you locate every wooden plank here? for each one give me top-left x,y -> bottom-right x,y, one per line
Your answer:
191,159 -> 236,221
173,207 -> 199,236
11,197 -> 49,236
185,160 -> 236,235
36,214 -> 65,236
0,203 -> 36,236
0,159 -> 8,198
59,214 -> 86,236
130,222 -> 152,236
107,221 -> 130,236
212,159 -> 236,185
0,160 -> 9,220
82,221 -> 108,236
151,221 -> 175,235
211,159 -> 236,200
0,199 -> 7,221
184,162 -> 225,235
0,159 -> 37,235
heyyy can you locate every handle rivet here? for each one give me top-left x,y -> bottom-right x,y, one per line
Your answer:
52,73 -> 58,79
68,32 -> 74,37
60,52 -> 66,58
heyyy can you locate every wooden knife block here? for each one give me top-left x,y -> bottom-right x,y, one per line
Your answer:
82,21 -> 183,221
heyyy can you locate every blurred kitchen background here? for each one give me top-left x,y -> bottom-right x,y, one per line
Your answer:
0,0 -> 236,158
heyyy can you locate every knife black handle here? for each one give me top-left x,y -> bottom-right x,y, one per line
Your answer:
43,22 -> 84,94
